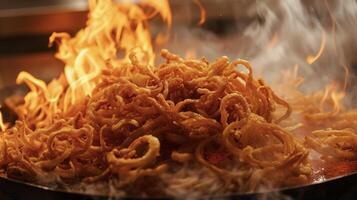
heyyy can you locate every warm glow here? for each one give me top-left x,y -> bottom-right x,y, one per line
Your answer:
0,111 -> 5,132
140,0 -> 172,27
324,0 -> 337,55
324,0 -> 348,94
267,32 -> 279,49
194,0 -> 206,26
306,30 -> 327,64
17,0 -> 172,118
331,89 -> 345,113
185,49 -> 197,59
319,83 -> 345,114
281,64 -> 304,88
1,0 -> 357,195
343,64 -> 349,92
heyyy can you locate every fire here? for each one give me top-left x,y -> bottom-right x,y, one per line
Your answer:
324,0 -> 337,55
194,0 -> 206,26
306,30 -> 327,64
140,0 -> 172,27
319,83 -> 345,114
323,0 -> 349,94
185,49 -> 197,59
331,89 -> 345,113
343,64 -> 349,91
267,32 -> 279,49
16,0 -> 172,121
0,111 -> 5,132
1,0 -> 357,195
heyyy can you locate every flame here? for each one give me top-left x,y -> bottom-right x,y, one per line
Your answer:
155,33 -> 170,46
267,32 -> 279,49
306,30 -> 327,64
194,0 -> 206,26
185,49 -> 197,59
319,83 -> 345,114
324,0 -> 337,55
140,0 -> 172,27
342,64 -> 349,92
331,89 -> 345,113
16,0 -> 172,119
324,0 -> 349,94
281,64 -> 304,88
0,111 -> 5,132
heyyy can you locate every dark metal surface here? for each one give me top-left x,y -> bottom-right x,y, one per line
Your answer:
0,168 -> 357,200
1,85 -> 357,200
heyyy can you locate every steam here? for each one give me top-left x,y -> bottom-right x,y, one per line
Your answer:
245,0 -> 354,93
164,0 -> 357,101
2,0 -> 357,199
158,0 -> 357,199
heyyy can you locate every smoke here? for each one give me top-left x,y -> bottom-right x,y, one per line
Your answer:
164,0 -> 357,101
245,0 -> 357,93
156,0 -> 357,198
2,1 -> 356,199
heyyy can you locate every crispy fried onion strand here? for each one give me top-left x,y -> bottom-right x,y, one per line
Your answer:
305,129 -> 357,160
0,50 -> 311,195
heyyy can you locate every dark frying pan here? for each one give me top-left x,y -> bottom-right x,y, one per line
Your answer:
0,85 -> 357,200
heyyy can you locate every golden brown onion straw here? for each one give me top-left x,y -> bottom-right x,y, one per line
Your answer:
0,49 -> 315,196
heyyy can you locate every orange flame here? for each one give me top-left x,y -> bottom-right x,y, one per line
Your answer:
331,89 -> 345,113
155,33 -> 170,46
194,0 -> 206,26
306,30 -> 327,64
324,0 -> 349,94
140,0 -> 172,28
16,0 -> 172,119
319,83 -> 345,114
342,64 -> 349,92
0,111 -> 5,132
185,49 -> 197,59
267,32 -> 279,49
282,64 -> 304,88
324,0 -> 337,55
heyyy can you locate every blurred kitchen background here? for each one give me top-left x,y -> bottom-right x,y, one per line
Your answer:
0,0 -> 85,88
